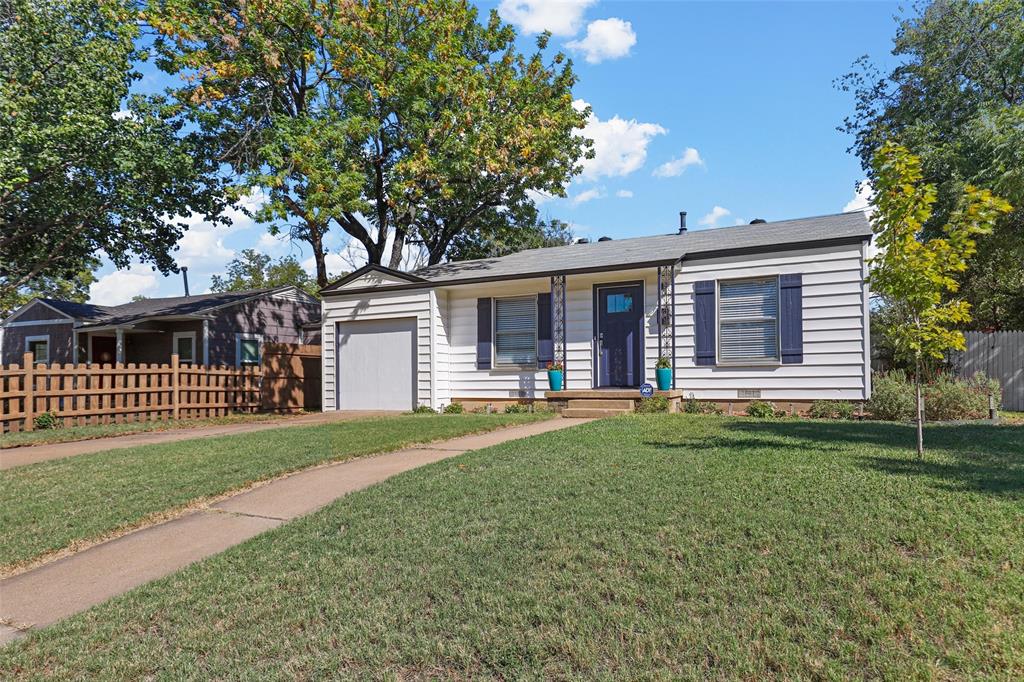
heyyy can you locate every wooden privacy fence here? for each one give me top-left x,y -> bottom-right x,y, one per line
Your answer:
260,343 -> 322,413
950,331 -> 1024,411
1,343 -> 322,432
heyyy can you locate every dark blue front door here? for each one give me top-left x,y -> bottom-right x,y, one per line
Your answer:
597,284 -> 644,387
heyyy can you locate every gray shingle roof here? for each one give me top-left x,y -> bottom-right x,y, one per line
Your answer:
411,211 -> 871,284
28,288 -> 294,327
39,299 -> 110,321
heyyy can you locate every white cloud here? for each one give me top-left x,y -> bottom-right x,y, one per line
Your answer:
171,190 -> 270,269
652,148 -> 704,178
89,265 -> 158,305
571,188 -> 603,205
574,99 -> 667,181
844,180 -> 874,213
567,18 -> 636,63
700,205 -> 731,227
256,231 -> 292,255
616,189 -> 633,198
498,0 -> 595,36
175,228 -> 235,269
526,188 -> 556,205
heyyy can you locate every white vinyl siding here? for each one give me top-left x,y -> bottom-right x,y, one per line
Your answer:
321,289 -> 432,410
718,278 -> 779,363
493,297 -> 537,367
675,243 -> 869,400
320,242 -> 869,408
442,269 -> 659,400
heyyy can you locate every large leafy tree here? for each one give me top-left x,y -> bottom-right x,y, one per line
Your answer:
446,218 -> 574,262
0,0 -> 228,301
148,0 -> 589,287
209,249 -> 318,296
868,143 -> 1010,455
838,0 -> 1024,329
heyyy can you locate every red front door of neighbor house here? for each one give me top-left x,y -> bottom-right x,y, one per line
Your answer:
91,336 -> 116,364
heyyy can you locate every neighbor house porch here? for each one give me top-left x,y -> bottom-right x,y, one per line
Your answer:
74,318 -> 211,366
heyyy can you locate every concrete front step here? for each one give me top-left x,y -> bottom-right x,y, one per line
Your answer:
562,407 -> 631,418
567,399 -> 634,410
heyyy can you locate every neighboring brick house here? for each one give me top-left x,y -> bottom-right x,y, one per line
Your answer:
0,287 -> 320,367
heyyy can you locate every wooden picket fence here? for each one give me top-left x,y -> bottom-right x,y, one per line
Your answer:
1,353 -> 262,433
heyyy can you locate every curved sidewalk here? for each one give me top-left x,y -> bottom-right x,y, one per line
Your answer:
0,417 -> 589,645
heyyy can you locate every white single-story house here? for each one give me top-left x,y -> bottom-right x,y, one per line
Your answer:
319,211 -> 873,412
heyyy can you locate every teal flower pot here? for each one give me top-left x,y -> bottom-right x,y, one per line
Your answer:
656,367 -> 672,391
547,369 -> 564,391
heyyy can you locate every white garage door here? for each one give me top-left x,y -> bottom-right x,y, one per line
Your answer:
336,318 -> 417,410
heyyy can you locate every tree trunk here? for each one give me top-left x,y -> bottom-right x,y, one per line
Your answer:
387,226 -> 407,270
915,359 -> 924,458
309,231 -> 329,289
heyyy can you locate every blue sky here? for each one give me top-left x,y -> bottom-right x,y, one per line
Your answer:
90,0 -> 898,304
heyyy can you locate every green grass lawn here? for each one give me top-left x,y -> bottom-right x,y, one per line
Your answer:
0,411 -> 310,449
2,416 -> 1022,679
0,413 -> 546,570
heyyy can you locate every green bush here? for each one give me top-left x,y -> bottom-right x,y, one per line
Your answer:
867,370 -> 1000,421
504,403 -> 531,414
809,400 -> 856,420
411,404 -> 436,414
442,402 -> 464,414
868,370 -> 916,421
635,396 -> 670,413
683,395 -> 723,415
745,400 -> 777,419
834,401 -> 856,420
33,411 -> 61,430
924,372 -> 1000,421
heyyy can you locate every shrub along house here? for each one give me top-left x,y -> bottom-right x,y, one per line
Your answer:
1,286 -> 321,367
319,212 -> 873,415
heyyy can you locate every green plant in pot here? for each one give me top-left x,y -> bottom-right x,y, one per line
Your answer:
546,361 -> 564,391
655,356 -> 672,391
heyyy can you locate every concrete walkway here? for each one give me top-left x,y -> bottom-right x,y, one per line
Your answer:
0,410 -> 396,470
0,417 -> 588,645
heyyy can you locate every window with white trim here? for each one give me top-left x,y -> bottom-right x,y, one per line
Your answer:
25,335 -> 50,364
173,332 -> 196,364
235,333 -> 262,366
718,277 -> 779,363
493,297 -> 537,367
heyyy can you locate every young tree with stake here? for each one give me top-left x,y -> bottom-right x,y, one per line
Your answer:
868,142 -> 1010,456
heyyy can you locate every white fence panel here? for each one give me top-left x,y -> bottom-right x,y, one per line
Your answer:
950,331 -> 1024,411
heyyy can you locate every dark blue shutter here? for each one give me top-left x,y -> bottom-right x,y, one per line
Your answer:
476,297 -> 492,369
780,274 -> 803,364
537,292 -> 553,366
694,280 -> 716,366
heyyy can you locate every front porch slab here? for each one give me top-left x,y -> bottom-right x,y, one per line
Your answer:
544,389 -> 684,400
545,389 -> 684,417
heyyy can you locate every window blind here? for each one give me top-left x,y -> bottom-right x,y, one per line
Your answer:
718,278 -> 779,362
494,297 -> 537,366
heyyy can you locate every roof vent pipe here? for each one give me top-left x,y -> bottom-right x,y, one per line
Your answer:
678,211 -> 687,233
749,218 -> 767,224
181,267 -> 190,297
598,236 -> 612,242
